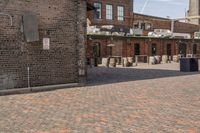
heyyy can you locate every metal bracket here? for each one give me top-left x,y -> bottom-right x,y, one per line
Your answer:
0,12 -> 13,26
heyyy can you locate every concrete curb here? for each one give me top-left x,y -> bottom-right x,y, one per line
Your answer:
0,83 -> 79,96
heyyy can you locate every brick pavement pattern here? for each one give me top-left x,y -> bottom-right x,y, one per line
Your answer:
0,63 -> 200,133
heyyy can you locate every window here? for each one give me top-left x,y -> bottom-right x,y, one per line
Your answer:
106,4 -> 113,20
145,23 -> 151,30
94,3 -> 102,19
141,23 -> 145,30
117,6 -> 124,21
134,23 -> 139,28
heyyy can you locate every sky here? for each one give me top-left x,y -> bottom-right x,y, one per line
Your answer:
134,0 -> 189,19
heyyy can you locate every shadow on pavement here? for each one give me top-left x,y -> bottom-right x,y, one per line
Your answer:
87,66 -> 200,86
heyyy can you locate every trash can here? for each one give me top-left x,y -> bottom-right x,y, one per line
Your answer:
180,58 -> 199,72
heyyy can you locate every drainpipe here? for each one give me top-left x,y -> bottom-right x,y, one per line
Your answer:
171,20 -> 174,34
27,67 -> 30,88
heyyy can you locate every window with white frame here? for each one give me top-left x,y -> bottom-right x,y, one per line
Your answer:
94,3 -> 102,19
117,6 -> 124,21
106,4 -> 113,20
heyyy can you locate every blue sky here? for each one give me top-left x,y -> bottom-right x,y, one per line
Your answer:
134,0 -> 189,19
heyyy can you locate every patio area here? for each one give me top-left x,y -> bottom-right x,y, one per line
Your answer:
0,63 -> 200,133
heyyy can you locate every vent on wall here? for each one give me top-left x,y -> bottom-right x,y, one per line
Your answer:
22,12 -> 39,42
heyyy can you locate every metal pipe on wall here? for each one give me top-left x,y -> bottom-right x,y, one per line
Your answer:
0,12 -> 13,26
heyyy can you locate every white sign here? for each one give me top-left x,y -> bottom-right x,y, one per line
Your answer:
43,38 -> 50,50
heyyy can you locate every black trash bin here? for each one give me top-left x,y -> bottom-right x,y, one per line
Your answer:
180,58 -> 199,72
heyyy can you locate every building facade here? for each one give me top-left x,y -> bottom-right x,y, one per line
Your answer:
86,0 -> 200,67
87,14 -> 200,64
0,0 -> 87,90
87,0 -> 134,30
87,35 -> 200,61
133,13 -> 200,35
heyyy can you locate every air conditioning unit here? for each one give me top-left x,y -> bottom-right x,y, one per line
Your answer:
130,28 -> 143,36
87,26 -> 100,34
194,32 -> 200,39
148,29 -> 172,38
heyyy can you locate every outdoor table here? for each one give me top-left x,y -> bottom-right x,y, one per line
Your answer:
135,55 -> 149,66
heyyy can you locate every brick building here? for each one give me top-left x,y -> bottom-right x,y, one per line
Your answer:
133,13 -> 200,35
0,0 -> 87,90
87,0 -> 134,30
87,35 -> 200,62
86,1 -> 200,63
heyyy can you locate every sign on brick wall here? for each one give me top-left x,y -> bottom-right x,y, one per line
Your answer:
43,38 -> 50,50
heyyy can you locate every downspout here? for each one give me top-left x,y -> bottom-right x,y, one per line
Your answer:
171,20 -> 174,34
27,67 -> 30,88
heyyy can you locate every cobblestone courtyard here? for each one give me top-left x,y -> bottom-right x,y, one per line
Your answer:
0,63 -> 200,133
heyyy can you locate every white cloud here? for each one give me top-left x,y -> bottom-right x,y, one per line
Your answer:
134,0 -> 189,18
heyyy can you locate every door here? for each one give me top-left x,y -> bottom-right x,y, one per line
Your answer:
93,43 -> 101,65
151,43 -> 157,56
167,44 -> 172,56
134,43 -> 140,55
193,44 -> 197,55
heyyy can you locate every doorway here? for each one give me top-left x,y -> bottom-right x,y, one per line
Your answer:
151,43 -> 157,56
167,44 -> 172,56
134,43 -> 140,55
178,43 -> 187,57
93,43 -> 101,65
193,44 -> 197,55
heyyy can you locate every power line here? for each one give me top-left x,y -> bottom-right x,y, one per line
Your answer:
140,0 -> 150,13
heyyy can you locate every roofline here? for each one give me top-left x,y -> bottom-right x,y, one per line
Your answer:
87,34 -> 200,42
133,12 -> 171,21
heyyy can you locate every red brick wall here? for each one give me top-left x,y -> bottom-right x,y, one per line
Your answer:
87,35 -> 200,59
134,13 -> 200,34
0,0 -> 86,90
87,0 -> 133,28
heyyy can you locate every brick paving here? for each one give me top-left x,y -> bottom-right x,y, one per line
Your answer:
0,63 -> 200,133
